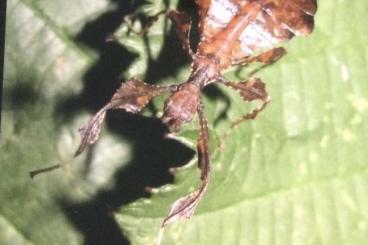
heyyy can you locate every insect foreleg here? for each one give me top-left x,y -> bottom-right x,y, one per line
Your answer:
31,80 -> 174,178
166,10 -> 195,59
124,10 -> 166,35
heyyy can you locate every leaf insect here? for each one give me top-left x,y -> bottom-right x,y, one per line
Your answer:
31,0 -> 318,232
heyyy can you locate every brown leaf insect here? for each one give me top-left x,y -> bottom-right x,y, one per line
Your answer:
31,0 -> 317,235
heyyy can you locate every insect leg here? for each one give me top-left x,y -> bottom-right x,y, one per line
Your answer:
218,77 -> 270,127
124,10 -> 194,59
75,79 -> 175,156
161,96 -> 211,226
166,10 -> 195,59
124,10 -> 166,35
196,96 -> 211,181
30,80 -> 175,178
232,47 -> 286,83
232,47 -> 286,66
252,47 -> 286,65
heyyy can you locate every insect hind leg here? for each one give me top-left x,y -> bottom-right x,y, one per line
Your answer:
233,47 -> 287,66
222,48 -> 286,126
218,77 -> 270,127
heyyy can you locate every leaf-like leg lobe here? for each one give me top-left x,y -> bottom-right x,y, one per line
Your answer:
219,77 -> 270,127
75,79 -> 171,156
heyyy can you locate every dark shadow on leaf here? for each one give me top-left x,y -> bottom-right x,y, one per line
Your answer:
61,199 -> 130,245
4,75 -> 48,134
59,112 -> 195,245
54,1 -> 142,120
98,112 -> 195,205
6,82 -> 40,110
203,84 -> 231,126
55,1 -> 200,244
142,1 -> 194,83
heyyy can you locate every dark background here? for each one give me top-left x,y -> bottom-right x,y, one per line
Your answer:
0,0 -> 7,131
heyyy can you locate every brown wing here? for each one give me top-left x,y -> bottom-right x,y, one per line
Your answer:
195,0 -> 212,35
231,0 -> 317,61
260,0 -> 317,37
196,0 -> 243,41
195,0 -> 317,60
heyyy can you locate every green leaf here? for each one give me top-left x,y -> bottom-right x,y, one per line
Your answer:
2,0 -> 368,244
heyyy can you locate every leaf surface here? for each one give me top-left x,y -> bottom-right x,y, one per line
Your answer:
2,0 -> 368,244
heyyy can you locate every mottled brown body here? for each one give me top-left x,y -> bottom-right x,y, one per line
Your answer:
73,0 -> 317,229
162,0 -> 316,135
